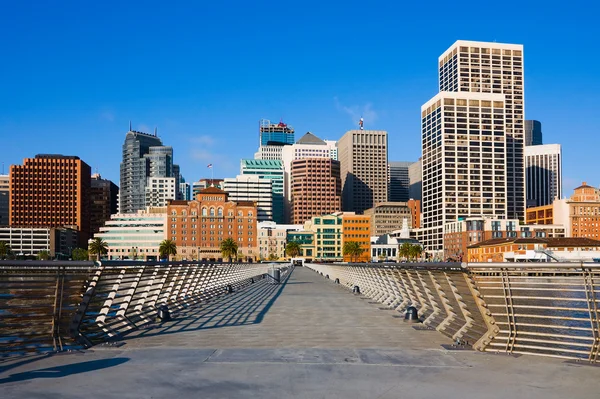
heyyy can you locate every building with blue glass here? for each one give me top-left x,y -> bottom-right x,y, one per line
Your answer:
259,119 -> 295,146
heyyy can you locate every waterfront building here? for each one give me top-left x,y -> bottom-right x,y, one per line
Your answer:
341,213 -> 371,262
568,182 -> 600,240
0,226 -> 78,259
257,221 -> 303,260
90,174 -> 118,237
9,154 -> 91,246
525,144 -> 562,207
95,207 -> 166,260
338,129 -> 388,213
166,187 -> 258,261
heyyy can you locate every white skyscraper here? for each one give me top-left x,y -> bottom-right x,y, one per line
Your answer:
420,40 -> 524,253
525,144 -> 562,207
145,177 -> 177,208
222,175 -> 273,222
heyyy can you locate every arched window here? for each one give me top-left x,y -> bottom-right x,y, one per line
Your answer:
210,207 -> 215,216
237,211 -> 243,217
182,210 -> 187,216
248,211 -> 253,217
228,210 -> 234,217
217,207 -> 223,217
202,207 -> 207,216
171,210 -> 177,215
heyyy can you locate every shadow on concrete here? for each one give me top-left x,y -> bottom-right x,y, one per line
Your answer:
123,267 -> 294,340
0,357 -> 129,384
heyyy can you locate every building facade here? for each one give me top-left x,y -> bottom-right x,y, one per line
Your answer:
438,40 -> 525,221
223,175 -> 273,222
259,119 -> 295,146
0,227 -> 78,259
342,214 -> 371,262
525,144 -> 562,207
257,221 -> 303,260
408,158 -> 422,203
192,179 -> 224,199
338,129 -> 388,214
568,182 -> 600,240
0,174 -> 8,226
145,177 -> 177,208
304,214 -> 343,261
179,178 -> 191,201
95,207 -> 166,260
166,188 -> 258,261
364,202 -> 413,236
9,154 -> 91,246
388,161 -> 411,202
420,92 -> 508,252
525,120 -> 543,146
290,158 -> 341,225
90,174 -> 118,237
240,159 -> 284,224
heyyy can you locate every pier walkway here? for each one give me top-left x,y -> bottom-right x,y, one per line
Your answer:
1,266 -> 598,398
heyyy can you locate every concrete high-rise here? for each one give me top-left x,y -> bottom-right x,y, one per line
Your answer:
0,175 -> 8,226
408,159 -> 422,203
90,174 -> 118,237
223,175 -> 273,222
420,92 -> 509,251
338,130 -> 388,214
525,144 -> 562,207
525,120 -> 543,146
388,161 -> 411,202
290,158 -> 341,224
438,41 -> 525,221
9,154 -> 91,246
240,159 -> 284,223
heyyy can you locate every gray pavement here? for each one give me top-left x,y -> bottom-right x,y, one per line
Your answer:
1,266 -> 598,398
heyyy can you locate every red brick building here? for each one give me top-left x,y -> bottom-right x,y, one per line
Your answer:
290,158 -> 341,224
9,154 -> 91,246
167,187 -> 258,261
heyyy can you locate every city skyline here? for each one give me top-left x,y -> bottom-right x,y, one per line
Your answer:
1,3 -> 598,196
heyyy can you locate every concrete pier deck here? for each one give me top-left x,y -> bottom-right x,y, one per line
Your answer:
1,267 -> 598,398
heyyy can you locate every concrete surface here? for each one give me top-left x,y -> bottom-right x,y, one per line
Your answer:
1,266 -> 598,398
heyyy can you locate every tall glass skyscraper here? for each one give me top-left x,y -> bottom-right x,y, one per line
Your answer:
119,130 -> 180,214
388,161 -> 412,202
525,120 -> 543,146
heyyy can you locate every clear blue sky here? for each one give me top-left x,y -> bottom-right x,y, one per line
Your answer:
1,1 -> 598,195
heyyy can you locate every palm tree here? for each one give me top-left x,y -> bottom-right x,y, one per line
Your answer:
159,239 -> 177,261
285,241 -> 301,258
343,241 -> 365,263
398,242 -> 412,261
88,238 -> 108,261
0,241 -> 10,260
220,238 -> 238,263
408,244 -> 422,261
37,250 -> 50,260
71,248 -> 89,261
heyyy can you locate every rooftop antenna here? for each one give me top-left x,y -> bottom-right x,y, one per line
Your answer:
1,162 -> 4,175
129,120 -> 132,131
154,127 -> 157,137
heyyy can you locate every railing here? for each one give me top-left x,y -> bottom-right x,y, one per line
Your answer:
0,260 -> 271,355
305,262 -> 600,363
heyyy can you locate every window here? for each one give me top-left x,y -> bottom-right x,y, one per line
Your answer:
202,208 -> 207,216
210,207 -> 215,216
218,208 -> 223,217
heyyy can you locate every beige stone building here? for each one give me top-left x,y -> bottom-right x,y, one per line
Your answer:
364,202 -> 413,236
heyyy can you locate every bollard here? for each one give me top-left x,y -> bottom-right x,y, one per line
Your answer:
404,306 -> 420,323
326,274 -> 329,279
250,277 -> 254,284
353,285 -> 360,294
226,284 -> 233,293
158,304 -> 171,322
335,278 -> 340,284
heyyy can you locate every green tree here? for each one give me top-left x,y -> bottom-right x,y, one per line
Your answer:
0,241 -> 11,260
268,253 -> 278,261
343,241 -> 365,263
88,238 -> 108,261
159,239 -> 177,260
408,244 -> 422,261
398,242 -> 412,261
285,241 -> 301,258
71,248 -> 88,261
37,250 -> 50,260
220,238 -> 238,263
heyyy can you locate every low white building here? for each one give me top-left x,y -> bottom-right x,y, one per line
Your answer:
0,227 -> 78,259
223,175 -> 273,222
95,207 -> 166,260
145,177 -> 177,208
